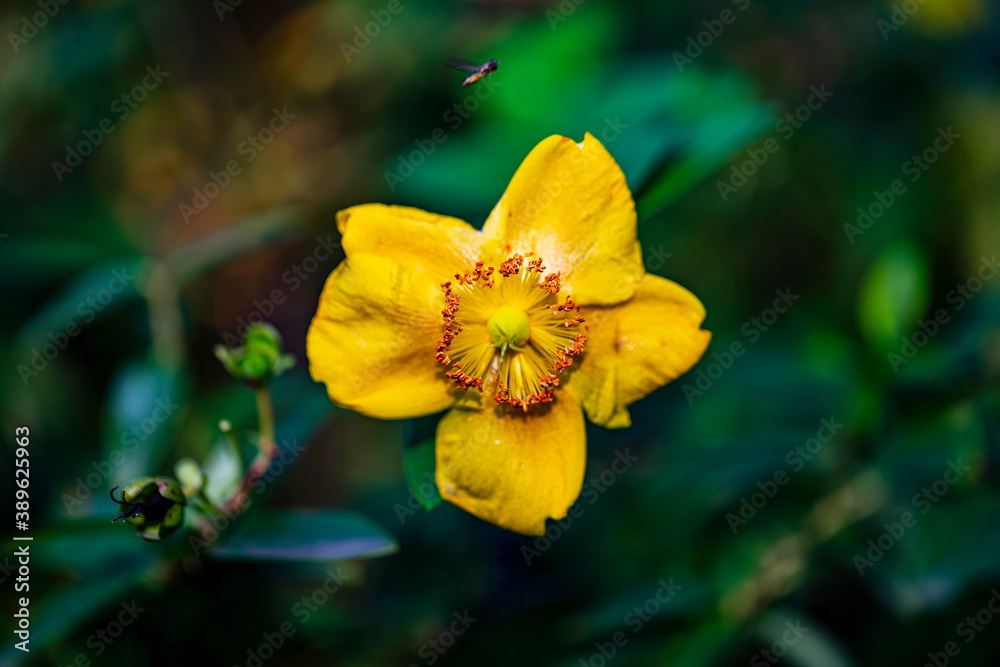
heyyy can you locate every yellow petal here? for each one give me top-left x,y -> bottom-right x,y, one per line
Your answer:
481,133 -> 644,305
435,395 -> 586,535
307,253 -> 457,419
572,275 -> 711,428
338,203 -> 484,277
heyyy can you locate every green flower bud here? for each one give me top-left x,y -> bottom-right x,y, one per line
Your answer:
175,458 -> 205,497
214,323 -> 295,384
244,325 -> 283,362
237,353 -> 272,380
111,477 -> 186,541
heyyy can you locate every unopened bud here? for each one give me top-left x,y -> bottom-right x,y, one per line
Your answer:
111,477 -> 186,541
214,323 -> 295,384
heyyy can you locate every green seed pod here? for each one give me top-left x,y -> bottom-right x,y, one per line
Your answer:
214,323 -> 295,384
244,323 -> 283,363
111,477 -> 186,541
237,352 -> 272,381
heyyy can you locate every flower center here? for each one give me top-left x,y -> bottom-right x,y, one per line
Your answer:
487,305 -> 530,357
435,253 -> 588,410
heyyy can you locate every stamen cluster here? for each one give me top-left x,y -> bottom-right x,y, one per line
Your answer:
434,252 -> 589,410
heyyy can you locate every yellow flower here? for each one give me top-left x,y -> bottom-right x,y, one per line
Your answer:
307,133 -> 710,535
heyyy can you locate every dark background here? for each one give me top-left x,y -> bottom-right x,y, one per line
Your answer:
2,0 -> 1000,665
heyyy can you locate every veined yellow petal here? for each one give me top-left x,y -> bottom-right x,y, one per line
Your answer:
481,133 -> 644,306
435,395 -> 586,536
337,204 -> 484,277
307,253 -> 457,419
572,275 -> 710,428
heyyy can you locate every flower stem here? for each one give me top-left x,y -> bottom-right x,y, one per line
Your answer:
143,261 -> 185,369
195,487 -> 224,519
221,384 -> 279,515
254,385 -> 277,458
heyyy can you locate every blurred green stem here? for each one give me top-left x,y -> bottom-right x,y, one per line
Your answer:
221,385 -> 279,515
143,260 -> 185,369
719,468 -> 888,621
195,488 -> 224,519
255,385 -> 277,458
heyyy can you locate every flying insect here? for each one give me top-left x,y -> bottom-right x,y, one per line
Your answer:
448,57 -> 499,88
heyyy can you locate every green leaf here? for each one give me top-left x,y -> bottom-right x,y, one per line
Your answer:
636,101 -> 776,219
16,257 -> 146,351
29,521 -> 156,573
211,509 -> 398,562
858,242 -> 930,352
754,611 -> 857,667
867,498 -> 1000,613
201,434 -> 245,507
656,617 -> 741,667
402,439 -> 442,512
0,522 -> 153,665
0,237 -> 119,285
104,359 -> 186,481
0,571 -> 143,666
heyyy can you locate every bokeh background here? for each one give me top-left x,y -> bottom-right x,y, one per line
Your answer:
3,0 -> 1000,664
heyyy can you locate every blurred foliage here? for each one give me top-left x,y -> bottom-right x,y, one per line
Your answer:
2,0 -> 1000,665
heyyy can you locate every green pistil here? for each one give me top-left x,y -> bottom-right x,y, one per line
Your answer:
487,305 -> 530,363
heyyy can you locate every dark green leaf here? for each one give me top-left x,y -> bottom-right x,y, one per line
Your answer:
16,257 -> 146,351
402,439 -> 442,512
104,359 -> 186,481
212,509 -> 398,562
0,573 -> 143,666
636,102 -> 776,219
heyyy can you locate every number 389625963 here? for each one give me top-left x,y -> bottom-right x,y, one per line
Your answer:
15,427 -> 30,522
